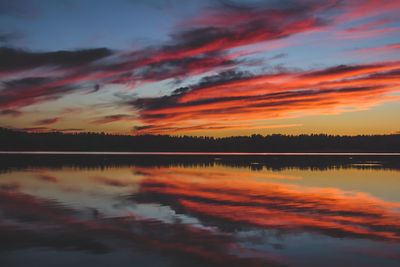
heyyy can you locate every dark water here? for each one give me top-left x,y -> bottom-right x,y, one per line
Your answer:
0,154 -> 399,266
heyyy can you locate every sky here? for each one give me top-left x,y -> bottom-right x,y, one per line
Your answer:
0,0 -> 399,136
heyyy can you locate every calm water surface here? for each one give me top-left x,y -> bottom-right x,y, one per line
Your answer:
0,154 -> 399,266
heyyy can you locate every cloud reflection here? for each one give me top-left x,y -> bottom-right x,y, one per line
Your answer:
1,160 -> 400,266
133,167 -> 400,242
0,182 -> 282,266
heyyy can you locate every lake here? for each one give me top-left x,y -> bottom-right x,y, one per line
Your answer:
0,153 -> 399,266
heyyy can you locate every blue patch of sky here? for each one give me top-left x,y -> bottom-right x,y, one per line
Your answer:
0,0 -> 207,51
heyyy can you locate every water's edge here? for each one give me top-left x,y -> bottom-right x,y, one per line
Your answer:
1,151 -> 400,156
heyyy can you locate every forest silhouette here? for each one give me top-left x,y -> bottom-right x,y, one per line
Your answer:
1,127 -> 399,152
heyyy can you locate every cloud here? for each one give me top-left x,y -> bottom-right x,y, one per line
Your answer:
0,77 -> 82,108
343,18 -> 394,33
8,126 -> 85,133
133,123 -> 302,135
35,174 -> 58,183
0,47 -> 117,109
335,0 -> 400,24
0,0 -> 399,127
0,0 -> 346,110
34,117 -> 60,126
127,60 -> 400,134
331,1 -> 400,39
52,128 -> 85,133
351,43 -> 400,55
334,26 -> 400,40
157,0 -> 335,61
0,109 -> 22,117
0,47 -> 113,73
90,114 -> 136,124
11,127 -> 48,132
0,0 -> 39,20
0,32 -> 22,45
352,247 -> 400,260
0,182 -> 20,191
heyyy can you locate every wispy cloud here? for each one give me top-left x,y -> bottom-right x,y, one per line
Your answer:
90,114 -> 136,124
0,109 -> 22,117
0,0 -> 351,110
33,117 -> 60,126
351,43 -> 400,55
127,61 -> 400,134
1,0 -> 399,134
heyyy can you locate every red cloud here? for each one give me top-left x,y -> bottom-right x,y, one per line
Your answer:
335,0 -> 400,24
34,117 -> 60,125
129,60 -> 400,134
1,0 -> 399,136
36,174 -> 58,183
0,1 -> 356,110
90,114 -> 136,124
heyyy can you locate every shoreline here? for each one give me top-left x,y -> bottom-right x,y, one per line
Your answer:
1,151 -> 400,156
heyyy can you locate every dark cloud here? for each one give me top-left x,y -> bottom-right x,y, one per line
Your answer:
268,53 -> 288,60
0,77 -> 79,108
0,109 -> 22,116
52,128 -> 84,133
0,0 -> 386,115
91,114 -> 136,124
34,117 -> 60,126
0,47 -> 113,108
367,68 -> 400,79
2,77 -> 50,88
8,127 -> 85,133
0,47 -> 113,72
0,183 -> 20,191
159,0 -> 330,58
0,0 -> 39,20
127,70 -> 253,110
12,127 -> 48,132
126,70 -> 300,114
0,32 -> 22,44
300,63 -> 383,78
136,54 -> 238,82
124,60 -> 400,134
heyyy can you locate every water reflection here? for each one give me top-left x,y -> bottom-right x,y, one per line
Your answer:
0,155 -> 399,266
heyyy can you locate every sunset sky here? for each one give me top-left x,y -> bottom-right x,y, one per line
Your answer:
0,0 -> 399,136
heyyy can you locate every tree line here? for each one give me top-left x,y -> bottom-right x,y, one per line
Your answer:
0,127 -> 399,152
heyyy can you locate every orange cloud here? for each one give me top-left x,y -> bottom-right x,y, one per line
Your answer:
0,1 -> 361,110
34,117 -> 60,125
90,114 -> 136,124
129,61 -> 400,134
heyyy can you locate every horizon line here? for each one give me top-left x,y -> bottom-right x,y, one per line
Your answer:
1,127 -> 399,137
1,151 -> 400,156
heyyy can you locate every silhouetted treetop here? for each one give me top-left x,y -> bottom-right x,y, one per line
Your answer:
0,127 -> 399,152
